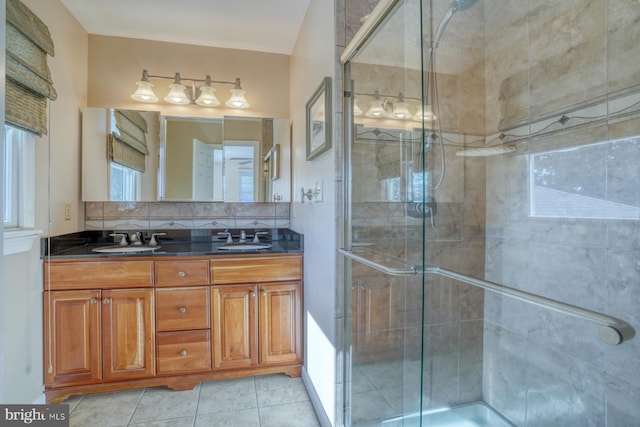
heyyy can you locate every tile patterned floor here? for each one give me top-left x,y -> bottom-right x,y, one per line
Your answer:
64,374 -> 321,427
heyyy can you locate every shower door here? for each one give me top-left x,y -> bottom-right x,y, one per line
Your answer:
341,0 -> 638,426
341,0 -> 432,425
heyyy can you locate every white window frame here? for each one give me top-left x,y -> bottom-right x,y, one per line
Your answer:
4,125 -> 41,256
109,162 -> 142,201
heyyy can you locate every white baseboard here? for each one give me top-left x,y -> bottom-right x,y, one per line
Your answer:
302,367 -> 333,427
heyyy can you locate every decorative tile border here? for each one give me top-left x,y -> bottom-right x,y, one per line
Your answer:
85,202 -> 291,230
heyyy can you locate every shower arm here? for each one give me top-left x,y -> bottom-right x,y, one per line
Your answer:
338,248 -> 635,346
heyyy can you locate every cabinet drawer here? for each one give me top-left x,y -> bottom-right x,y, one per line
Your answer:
211,255 -> 302,284
156,287 -> 210,331
45,260 -> 154,290
155,259 -> 209,286
156,330 -> 211,374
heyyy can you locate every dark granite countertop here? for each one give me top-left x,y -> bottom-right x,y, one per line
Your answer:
41,228 -> 303,259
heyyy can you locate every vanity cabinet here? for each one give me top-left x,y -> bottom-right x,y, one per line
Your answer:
258,282 -> 302,365
43,288 -> 155,386
211,285 -> 257,369
43,290 -> 101,386
211,255 -> 303,369
101,289 -> 155,381
43,253 -> 303,403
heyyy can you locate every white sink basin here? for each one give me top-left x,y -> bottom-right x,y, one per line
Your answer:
92,245 -> 161,254
218,243 -> 272,251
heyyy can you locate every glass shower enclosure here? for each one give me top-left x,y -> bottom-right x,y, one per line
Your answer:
339,0 -> 639,425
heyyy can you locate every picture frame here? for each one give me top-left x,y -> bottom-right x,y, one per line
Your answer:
306,77 -> 332,161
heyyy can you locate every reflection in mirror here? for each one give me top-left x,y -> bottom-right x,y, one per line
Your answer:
82,109 -> 291,202
223,141 -> 258,202
161,117 -> 224,201
81,108 -> 160,202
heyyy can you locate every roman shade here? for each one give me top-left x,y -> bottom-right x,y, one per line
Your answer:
5,0 -> 57,136
108,110 -> 149,172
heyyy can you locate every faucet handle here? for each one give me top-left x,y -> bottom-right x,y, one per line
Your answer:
217,231 -> 233,244
149,232 -> 167,246
252,231 -> 269,243
109,233 -> 128,246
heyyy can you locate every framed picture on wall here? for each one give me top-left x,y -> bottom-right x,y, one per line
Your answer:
306,77 -> 332,161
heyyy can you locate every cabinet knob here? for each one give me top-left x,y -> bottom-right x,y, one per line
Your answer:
180,350 -> 187,357
260,290 -> 267,296
178,271 -> 186,277
90,298 -> 98,304
249,291 -> 256,297
103,298 -> 111,304
179,306 -> 187,313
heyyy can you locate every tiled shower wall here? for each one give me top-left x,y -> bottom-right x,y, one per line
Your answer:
480,0 -> 640,425
84,201 -> 290,230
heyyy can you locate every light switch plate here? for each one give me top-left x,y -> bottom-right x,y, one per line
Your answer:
64,202 -> 72,220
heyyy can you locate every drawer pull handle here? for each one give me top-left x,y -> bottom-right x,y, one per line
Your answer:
103,298 -> 111,304
260,290 -> 267,296
178,271 -> 186,277
179,306 -> 187,313
90,298 -> 98,304
180,350 -> 187,357
249,291 -> 256,297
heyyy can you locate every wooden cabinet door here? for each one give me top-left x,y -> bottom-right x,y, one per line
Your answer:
211,285 -> 257,369
258,282 -> 302,365
102,289 -> 155,380
44,290 -> 102,386
354,277 -> 401,358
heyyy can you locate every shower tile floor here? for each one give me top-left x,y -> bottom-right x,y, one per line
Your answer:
350,360 -> 512,427
351,360 -> 419,425
63,374 -> 320,427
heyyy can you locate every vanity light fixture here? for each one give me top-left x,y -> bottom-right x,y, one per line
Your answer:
163,73 -> 190,105
131,69 -> 250,108
353,98 -> 363,116
365,91 -> 388,118
391,92 -> 412,119
355,90 -> 434,121
412,104 -> 437,122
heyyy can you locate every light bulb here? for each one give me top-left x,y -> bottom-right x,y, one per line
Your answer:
164,83 -> 190,105
196,85 -> 220,106
131,80 -> 158,103
413,104 -> 437,122
366,99 -> 387,118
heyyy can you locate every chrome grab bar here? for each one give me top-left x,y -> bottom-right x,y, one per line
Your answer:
338,248 -> 635,346
338,248 -> 416,276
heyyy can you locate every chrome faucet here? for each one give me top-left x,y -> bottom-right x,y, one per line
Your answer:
149,232 -> 166,246
109,233 -> 128,246
253,231 -> 269,243
130,232 -> 143,245
217,231 -> 233,244
239,230 -> 247,243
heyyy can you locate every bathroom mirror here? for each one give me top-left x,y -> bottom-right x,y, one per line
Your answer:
81,108 -> 291,202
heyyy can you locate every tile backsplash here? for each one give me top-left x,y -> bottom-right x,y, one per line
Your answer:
85,202 -> 290,230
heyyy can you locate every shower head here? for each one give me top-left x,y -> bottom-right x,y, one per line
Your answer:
432,0 -> 480,48
453,0 -> 479,11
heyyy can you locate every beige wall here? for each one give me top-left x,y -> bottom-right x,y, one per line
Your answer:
32,0 -> 88,235
87,35 -> 290,120
165,118 -> 222,199
1,0 -> 88,404
289,0 -> 336,423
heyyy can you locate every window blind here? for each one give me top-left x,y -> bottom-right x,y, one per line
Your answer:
5,0 -> 57,136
